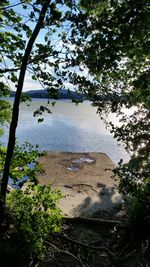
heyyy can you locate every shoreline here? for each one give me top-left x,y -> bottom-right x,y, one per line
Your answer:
38,152 -> 122,217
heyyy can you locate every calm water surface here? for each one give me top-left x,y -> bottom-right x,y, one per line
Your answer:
1,98 -> 129,164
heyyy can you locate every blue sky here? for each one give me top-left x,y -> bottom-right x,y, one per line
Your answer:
3,1 -> 70,91
1,1 -> 89,92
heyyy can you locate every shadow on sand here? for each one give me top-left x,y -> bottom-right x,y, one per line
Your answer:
72,183 -> 122,217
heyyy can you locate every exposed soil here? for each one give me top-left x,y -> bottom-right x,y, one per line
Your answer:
38,152 -> 150,267
42,206 -> 150,267
38,152 -> 122,217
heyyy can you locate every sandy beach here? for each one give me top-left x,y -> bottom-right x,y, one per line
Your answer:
38,152 -> 122,217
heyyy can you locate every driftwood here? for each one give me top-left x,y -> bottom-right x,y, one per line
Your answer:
63,216 -> 131,230
64,216 -> 122,226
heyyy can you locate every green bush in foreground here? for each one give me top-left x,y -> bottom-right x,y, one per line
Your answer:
0,183 -> 62,267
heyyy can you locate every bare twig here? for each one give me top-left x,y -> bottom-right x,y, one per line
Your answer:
119,232 -> 134,256
26,66 -> 47,91
52,232 -> 116,259
124,249 -> 137,259
45,240 -> 86,267
0,1 -> 27,11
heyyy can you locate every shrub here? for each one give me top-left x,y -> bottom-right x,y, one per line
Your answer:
0,183 -> 62,267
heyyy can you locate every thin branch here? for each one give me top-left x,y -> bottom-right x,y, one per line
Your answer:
45,241 -> 85,267
0,1 -> 27,11
0,67 -> 20,74
0,52 -> 7,69
52,232 -> 116,259
119,232 -> 134,256
26,66 -> 47,91
2,73 -> 12,92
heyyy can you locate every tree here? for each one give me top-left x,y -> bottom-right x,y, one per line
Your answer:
0,0 -> 149,265
0,0 -> 149,224
0,0 -> 79,211
0,2 -> 69,264
0,0 -> 51,210
66,0 -> 150,225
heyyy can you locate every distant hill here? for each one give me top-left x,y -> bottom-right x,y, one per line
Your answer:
10,89 -> 85,100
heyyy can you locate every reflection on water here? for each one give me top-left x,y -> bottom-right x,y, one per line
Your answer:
1,99 -> 129,163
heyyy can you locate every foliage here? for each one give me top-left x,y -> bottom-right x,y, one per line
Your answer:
0,4 -> 70,267
0,83 -> 11,136
0,0 -> 81,208
0,142 -> 44,183
0,101 -> 10,136
0,0 -> 149,256
0,1 -> 149,266
0,141 -> 63,266
0,183 -> 62,267
65,0 -> 150,225
0,0 -> 78,103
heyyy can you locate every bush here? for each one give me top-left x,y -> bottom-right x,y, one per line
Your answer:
0,183 -> 62,267
114,156 -> 150,228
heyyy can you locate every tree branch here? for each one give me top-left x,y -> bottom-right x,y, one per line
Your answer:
0,0 -> 51,210
51,232 -> 120,265
0,68 -> 20,74
52,232 -> 116,257
45,240 -> 85,267
0,1 -> 27,11
64,216 -> 123,227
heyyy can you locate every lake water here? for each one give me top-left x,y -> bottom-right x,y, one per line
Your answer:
1,98 -> 129,164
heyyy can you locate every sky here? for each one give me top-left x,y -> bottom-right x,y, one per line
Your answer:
0,1 -> 91,93
1,1 -> 80,92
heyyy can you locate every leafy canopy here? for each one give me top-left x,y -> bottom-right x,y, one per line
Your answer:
64,0 -> 150,223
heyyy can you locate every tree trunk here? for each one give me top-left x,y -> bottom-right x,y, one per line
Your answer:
0,0 -> 51,213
